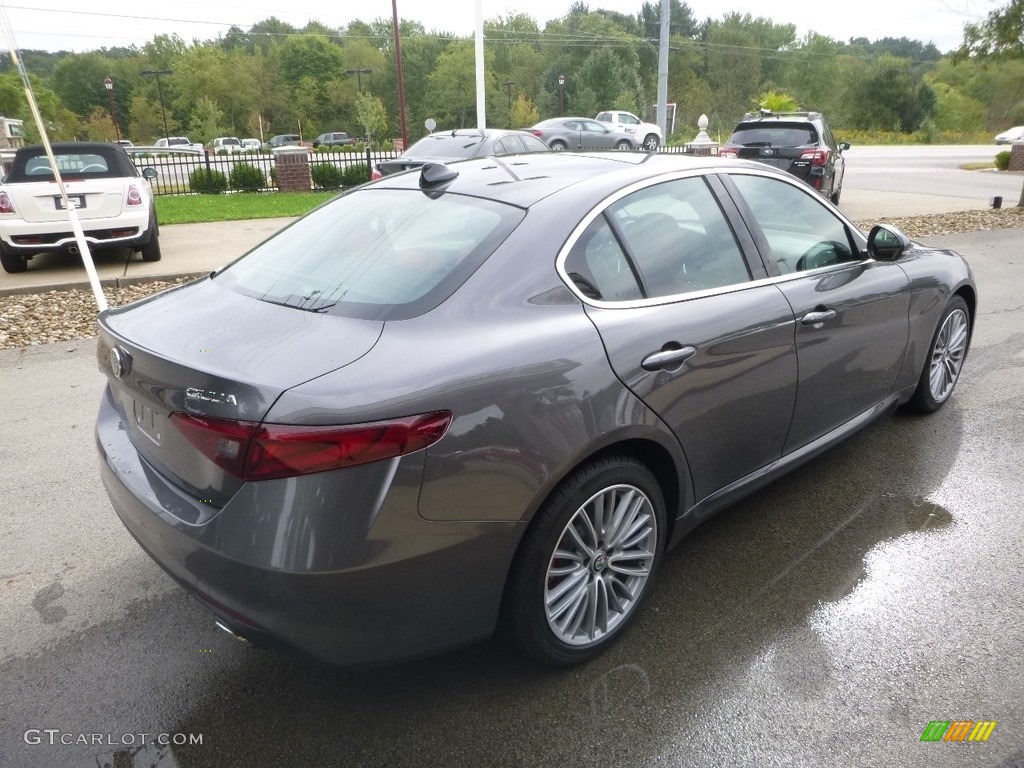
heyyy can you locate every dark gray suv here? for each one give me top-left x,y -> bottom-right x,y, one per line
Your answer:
719,111 -> 849,204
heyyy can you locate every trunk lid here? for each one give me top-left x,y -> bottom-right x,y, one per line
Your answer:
733,146 -> 812,179
97,278 -> 384,505
8,179 -> 130,222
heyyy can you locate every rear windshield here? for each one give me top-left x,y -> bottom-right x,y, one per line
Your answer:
404,135 -> 486,159
728,124 -> 818,147
7,148 -> 133,181
215,189 -> 525,320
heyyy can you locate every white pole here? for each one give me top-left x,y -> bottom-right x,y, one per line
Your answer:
0,7 -> 107,311
474,0 -> 486,130
656,0 -> 670,141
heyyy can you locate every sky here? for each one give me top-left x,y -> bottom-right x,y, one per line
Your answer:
0,0 -> 1006,55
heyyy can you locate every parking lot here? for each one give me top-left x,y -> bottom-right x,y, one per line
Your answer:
0,216 -> 1021,766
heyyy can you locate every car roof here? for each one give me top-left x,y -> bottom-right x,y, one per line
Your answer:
371,151 -> 748,209
8,142 -> 138,180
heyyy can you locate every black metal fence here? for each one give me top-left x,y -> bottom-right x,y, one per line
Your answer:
127,148 -> 401,196
127,143 -> 717,197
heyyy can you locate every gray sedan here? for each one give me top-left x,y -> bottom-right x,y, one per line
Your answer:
528,117 -> 639,150
96,153 -> 975,668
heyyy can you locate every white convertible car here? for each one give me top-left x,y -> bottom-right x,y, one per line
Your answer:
0,142 -> 160,273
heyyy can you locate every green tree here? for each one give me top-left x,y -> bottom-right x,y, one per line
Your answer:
960,0 -> 1024,58
510,94 -> 540,128
354,92 -> 388,141
847,54 -> 936,131
188,95 -> 225,144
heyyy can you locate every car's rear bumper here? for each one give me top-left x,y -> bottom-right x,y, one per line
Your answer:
0,209 -> 152,253
95,384 -> 524,666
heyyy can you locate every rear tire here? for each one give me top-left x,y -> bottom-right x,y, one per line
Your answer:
642,134 -> 660,151
0,244 -> 27,273
830,186 -> 842,205
140,218 -> 161,262
907,296 -> 970,413
502,456 -> 665,666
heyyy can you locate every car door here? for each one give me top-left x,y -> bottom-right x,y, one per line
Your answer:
580,120 -> 617,149
722,171 -> 911,452
561,174 -> 799,503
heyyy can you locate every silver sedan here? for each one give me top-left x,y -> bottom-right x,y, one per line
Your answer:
528,117 -> 640,150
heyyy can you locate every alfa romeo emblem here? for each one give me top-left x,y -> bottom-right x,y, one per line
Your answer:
110,347 -> 131,378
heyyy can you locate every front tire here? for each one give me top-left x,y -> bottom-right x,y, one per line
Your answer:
615,140 -> 632,150
502,456 -> 666,665
907,296 -> 970,413
549,140 -> 568,151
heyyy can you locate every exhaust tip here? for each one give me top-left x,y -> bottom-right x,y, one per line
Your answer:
215,620 -> 252,645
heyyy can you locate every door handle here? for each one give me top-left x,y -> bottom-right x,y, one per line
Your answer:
800,309 -> 837,326
641,345 -> 697,371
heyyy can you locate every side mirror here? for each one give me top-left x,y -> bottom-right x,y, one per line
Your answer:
839,142 -> 851,152
142,166 -> 158,180
867,224 -> 911,261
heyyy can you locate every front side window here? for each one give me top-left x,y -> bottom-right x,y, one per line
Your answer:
729,174 -> 860,273
216,189 -> 524,320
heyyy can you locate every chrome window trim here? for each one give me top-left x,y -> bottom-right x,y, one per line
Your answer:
555,167 -> 873,309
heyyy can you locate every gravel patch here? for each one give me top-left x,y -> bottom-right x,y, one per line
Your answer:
2,208 -> 1023,351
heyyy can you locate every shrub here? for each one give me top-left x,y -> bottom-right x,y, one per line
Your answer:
340,163 -> 370,188
229,162 -> 266,192
311,163 -> 345,189
995,151 -> 1011,171
189,167 -> 228,194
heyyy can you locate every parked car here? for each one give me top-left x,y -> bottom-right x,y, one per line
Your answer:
115,139 -> 135,148
0,142 -> 160,273
596,109 -> 663,150
240,138 -> 262,152
994,125 -> 1024,144
212,136 -> 243,154
374,128 -> 549,178
96,151 -> 975,668
153,136 -> 203,153
313,131 -> 358,148
718,110 -> 848,203
267,134 -> 301,149
529,117 -> 639,150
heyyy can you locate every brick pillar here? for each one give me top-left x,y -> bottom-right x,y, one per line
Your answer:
1009,142 -> 1024,172
273,146 -> 311,191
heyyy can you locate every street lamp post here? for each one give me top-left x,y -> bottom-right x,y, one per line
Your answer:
558,74 -> 565,116
103,76 -> 121,141
344,68 -> 372,93
141,69 -> 172,143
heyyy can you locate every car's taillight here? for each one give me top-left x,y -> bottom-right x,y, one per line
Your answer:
371,168 -> 382,181
717,148 -> 739,158
170,411 -> 451,482
529,130 -> 543,137
799,148 -> 830,166
126,185 -> 143,206
0,191 -> 14,214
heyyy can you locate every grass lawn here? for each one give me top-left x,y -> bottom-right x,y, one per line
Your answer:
155,191 -> 337,225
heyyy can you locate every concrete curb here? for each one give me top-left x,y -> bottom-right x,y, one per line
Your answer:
0,271 -> 210,297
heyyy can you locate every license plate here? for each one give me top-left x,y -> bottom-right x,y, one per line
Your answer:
55,194 -> 86,210
131,398 -> 164,446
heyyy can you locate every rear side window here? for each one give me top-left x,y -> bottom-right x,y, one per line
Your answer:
216,189 -> 525,320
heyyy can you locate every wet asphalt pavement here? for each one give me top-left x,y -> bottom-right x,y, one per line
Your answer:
1,228 -> 1022,768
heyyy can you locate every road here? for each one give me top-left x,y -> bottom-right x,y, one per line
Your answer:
0,226 -> 1022,768
840,144 -> 1022,217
